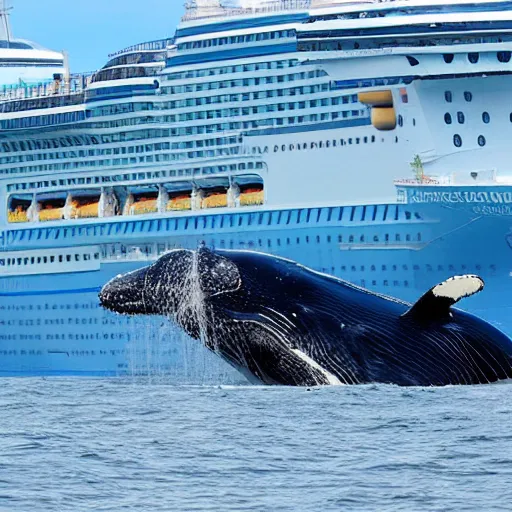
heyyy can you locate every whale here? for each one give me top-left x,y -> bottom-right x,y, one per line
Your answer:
99,247 -> 512,387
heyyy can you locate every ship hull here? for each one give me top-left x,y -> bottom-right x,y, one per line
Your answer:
1,201 -> 511,377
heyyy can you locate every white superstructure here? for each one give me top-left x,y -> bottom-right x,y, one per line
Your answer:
0,1 -> 65,86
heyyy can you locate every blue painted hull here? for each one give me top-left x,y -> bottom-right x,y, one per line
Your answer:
1,201 -> 511,376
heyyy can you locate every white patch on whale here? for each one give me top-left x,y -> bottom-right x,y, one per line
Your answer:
291,348 -> 344,386
432,275 -> 484,302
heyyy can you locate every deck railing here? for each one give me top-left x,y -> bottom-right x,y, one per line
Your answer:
182,0 -> 310,22
0,72 -> 95,103
108,38 -> 174,59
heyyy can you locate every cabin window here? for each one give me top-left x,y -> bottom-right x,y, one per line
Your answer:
443,53 -> 454,63
482,112 -> 490,124
444,113 -> 452,124
468,53 -> 479,64
398,115 -> 403,127
498,51 -> 511,63
457,112 -> 465,124
478,135 -> 486,147
464,91 -> 473,102
453,134 -> 462,147
444,91 -> 452,103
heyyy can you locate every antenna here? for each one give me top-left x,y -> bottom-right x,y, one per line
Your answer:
0,0 -> 13,43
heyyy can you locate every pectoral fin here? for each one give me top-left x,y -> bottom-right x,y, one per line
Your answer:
402,275 -> 484,322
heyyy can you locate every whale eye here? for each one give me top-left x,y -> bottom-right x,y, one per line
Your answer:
198,249 -> 241,297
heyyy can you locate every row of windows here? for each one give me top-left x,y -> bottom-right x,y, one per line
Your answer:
166,59 -> 297,80
0,111 -> 85,130
177,30 -> 295,51
172,97 -> 359,121
91,65 -> 161,84
158,92 -> 358,110
0,301 -> 98,312
162,73 -> 328,95
88,102 -> 154,117
0,348 -> 125,354
0,134 -> 101,153
298,35 -> 511,53
0,136 -> 239,166
0,146 -> 244,174
207,233 -> 422,252
1,252 -> 100,267
443,51 -> 512,64
0,92 -> 85,114
0,129 -> 174,155
445,90 -> 473,103
444,111 -> 490,125
265,134 -> 378,153
6,162 -> 264,192
103,51 -> 166,69
85,82 -> 158,100
453,134 -> 486,147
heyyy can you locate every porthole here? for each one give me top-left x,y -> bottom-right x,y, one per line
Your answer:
464,91 -> 473,102
398,115 -> 403,127
498,51 -> 511,63
453,134 -> 462,147
443,53 -> 454,63
482,112 -> 490,124
444,113 -> 452,124
457,111 -> 465,124
478,135 -> 486,147
468,52 -> 479,64
445,91 -> 452,103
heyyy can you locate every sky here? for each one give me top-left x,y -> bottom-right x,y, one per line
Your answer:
10,0 -> 185,72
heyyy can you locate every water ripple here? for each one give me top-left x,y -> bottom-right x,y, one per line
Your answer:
0,379 -> 511,511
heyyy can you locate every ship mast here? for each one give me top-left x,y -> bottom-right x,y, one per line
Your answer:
0,0 -> 12,43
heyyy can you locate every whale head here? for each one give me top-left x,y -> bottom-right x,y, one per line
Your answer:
99,247 -> 338,385
100,245 -> 241,305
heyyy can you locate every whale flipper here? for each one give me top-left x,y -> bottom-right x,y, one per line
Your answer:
402,275 -> 484,322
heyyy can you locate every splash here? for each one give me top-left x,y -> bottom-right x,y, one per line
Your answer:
122,248 -> 243,385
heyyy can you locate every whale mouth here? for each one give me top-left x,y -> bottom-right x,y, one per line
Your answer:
99,266 -> 152,315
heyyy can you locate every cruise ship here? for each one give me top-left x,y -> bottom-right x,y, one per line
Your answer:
0,1 -> 66,87
1,0 -> 512,378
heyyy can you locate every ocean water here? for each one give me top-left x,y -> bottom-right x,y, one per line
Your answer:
1,378 -> 512,512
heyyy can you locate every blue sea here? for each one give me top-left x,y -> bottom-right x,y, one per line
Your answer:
1,378 -> 512,511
